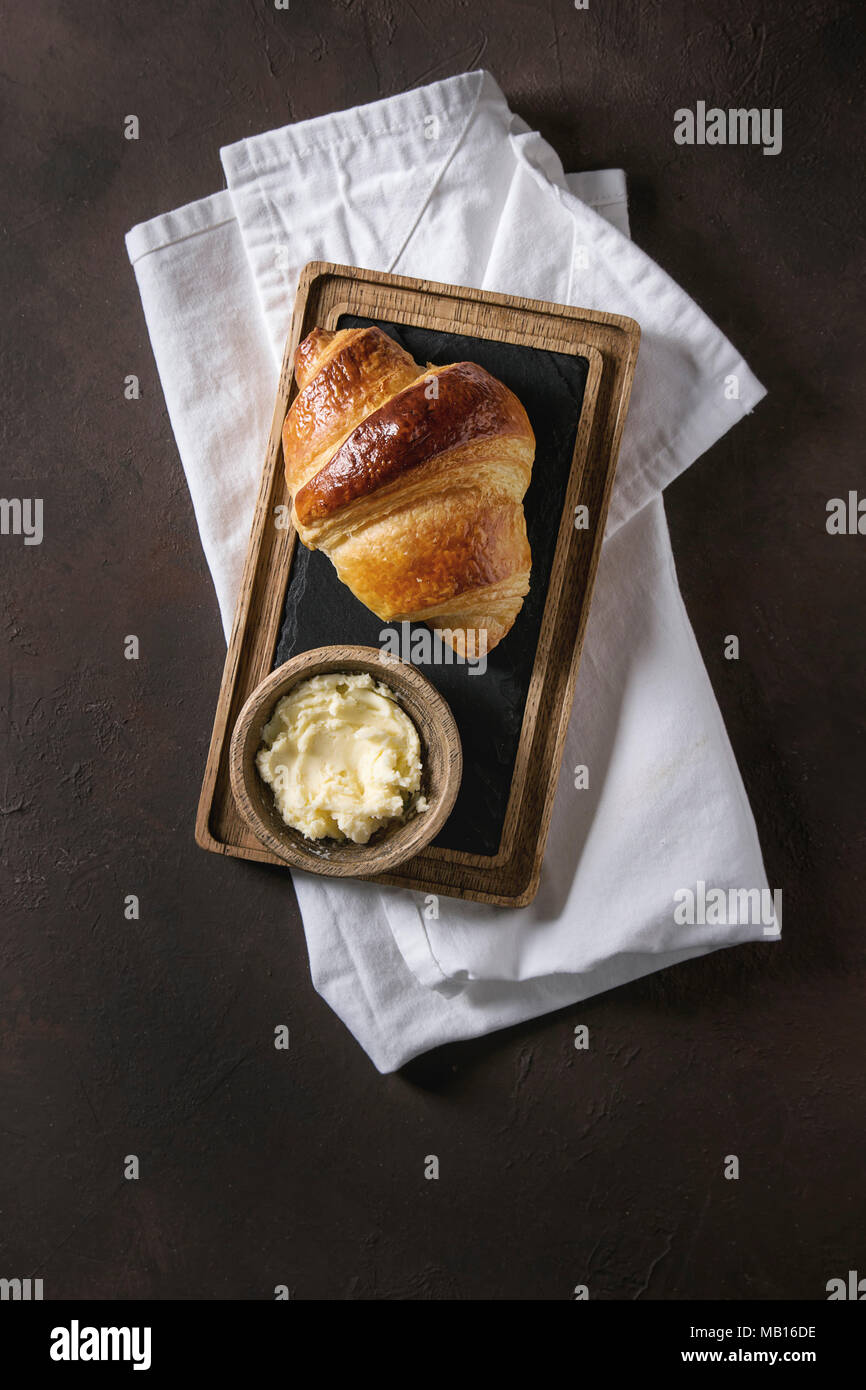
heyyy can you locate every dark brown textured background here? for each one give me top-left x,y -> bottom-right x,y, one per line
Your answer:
2,0 -> 863,1300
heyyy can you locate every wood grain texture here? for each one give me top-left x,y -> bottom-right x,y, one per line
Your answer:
229,645 -> 462,876
196,262 -> 640,906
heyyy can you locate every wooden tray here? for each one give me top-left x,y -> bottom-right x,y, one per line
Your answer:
196,262 -> 639,907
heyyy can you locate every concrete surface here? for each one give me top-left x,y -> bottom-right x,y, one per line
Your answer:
1,0 -> 864,1299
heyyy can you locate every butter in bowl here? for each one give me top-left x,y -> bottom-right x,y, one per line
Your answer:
229,645 -> 462,877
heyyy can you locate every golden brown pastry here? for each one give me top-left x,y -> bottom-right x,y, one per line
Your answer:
282,325 -> 535,654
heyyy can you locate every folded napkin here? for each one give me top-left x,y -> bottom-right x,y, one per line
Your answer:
127,71 -> 778,1072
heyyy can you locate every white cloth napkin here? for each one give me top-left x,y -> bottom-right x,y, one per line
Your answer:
127,71 -> 778,1072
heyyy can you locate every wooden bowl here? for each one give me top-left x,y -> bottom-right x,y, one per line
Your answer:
229,645 -> 462,878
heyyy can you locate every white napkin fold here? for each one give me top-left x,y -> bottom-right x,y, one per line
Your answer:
127,71 -> 778,1072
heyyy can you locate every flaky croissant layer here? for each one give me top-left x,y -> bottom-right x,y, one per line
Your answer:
282,325 -> 535,653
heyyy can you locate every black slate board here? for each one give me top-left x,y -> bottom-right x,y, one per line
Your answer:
273,316 -> 588,856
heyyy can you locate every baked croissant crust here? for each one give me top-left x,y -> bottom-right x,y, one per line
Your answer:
282,325 -> 535,654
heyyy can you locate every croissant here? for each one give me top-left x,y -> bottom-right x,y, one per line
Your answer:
281,325 -> 535,655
